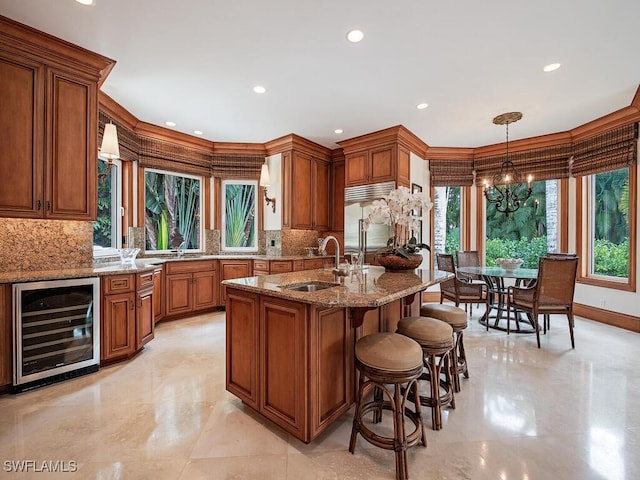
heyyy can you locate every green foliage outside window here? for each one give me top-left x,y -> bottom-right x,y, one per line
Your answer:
94,160 -> 113,248
224,183 -> 256,248
145,171 -> 200,250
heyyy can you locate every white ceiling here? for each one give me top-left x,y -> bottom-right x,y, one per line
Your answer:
2,0 -> 639,150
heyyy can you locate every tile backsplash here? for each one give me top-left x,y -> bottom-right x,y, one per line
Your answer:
0,218 -> 93,271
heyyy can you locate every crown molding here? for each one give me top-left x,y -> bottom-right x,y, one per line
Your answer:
212,142 -> 266,156
265,133 -> 332,158
426,147 -> 475,161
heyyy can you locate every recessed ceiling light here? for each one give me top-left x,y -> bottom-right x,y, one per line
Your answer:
253,85 -> 266,94
334,129 -> 343,134
346,29 -> 364,43
193,130 -> 203,135
543,63 -> 561,72
165,121 -> 176,127
416,103 -> 429,110
75,0 -> 94,5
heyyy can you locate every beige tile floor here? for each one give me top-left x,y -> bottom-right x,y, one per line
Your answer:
1,308 -> 638,479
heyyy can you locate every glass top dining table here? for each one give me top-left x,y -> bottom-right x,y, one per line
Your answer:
457,266 -> 538,333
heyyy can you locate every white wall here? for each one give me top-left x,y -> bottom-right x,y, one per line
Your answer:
410,152 -> 430,268
263,153 -> 282,231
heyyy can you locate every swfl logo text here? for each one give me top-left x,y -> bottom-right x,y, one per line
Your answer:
4,460 -> 78,473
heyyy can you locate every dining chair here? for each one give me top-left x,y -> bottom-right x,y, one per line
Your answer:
436,253 -> 488,316
455,250 -> 483,283
506,256 -> 579,348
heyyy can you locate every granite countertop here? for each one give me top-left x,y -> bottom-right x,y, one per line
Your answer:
222,266 -> 453,308
0,254 -> 333,284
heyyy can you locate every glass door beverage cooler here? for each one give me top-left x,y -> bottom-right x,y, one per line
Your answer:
12,277 -> 100,392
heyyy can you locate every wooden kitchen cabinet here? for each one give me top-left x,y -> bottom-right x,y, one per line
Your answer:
330,159 -> 345,231
345,145 -> 395,186
101,275 -> 136,363
0,18 -> 113,220
136,272 -> 155,348
152,266 -> 164,323
225,287 -> 354,443
253,259 -> 269,276
0,284 -> 11,388
282,151 -> 330,231
165,260 -> 218,316
219,259 -> 252,306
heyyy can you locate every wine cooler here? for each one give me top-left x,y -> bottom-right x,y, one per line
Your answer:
12,277 -> 100,392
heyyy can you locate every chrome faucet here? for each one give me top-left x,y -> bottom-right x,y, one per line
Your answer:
177,241 -> 186,258
318,235 -> 340,269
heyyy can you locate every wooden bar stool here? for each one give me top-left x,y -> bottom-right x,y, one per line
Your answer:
420,303 -> 469,392
349,333 -> 426,480
396,316 -> 455,430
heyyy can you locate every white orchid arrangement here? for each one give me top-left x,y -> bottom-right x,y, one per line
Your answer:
363,186 -> 433,259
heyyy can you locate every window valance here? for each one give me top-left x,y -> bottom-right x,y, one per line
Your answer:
570,123 -> 638,177
429,159 -> 474,186
138,137 -> 212,177
210,155 -> 264,178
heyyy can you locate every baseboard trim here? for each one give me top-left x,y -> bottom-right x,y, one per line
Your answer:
574,303 -> 640,333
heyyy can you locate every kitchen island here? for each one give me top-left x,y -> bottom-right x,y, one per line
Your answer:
222,266 -> 452,443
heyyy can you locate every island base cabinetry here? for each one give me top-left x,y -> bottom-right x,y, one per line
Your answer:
226,288 -> 354,443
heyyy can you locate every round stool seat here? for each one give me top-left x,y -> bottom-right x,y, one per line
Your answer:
397,317 -> 453,350
356,333 -> 423,372
420,304 -> 467,330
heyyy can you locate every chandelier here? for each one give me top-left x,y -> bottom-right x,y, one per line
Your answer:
483,112 -> 532,214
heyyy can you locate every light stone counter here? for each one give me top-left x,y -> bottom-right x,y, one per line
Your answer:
222,266 -> 452,308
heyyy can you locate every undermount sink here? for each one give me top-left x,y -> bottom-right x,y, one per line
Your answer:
283,281 -> 340,292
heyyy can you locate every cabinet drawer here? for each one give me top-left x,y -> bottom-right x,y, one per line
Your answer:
103,274 -> 135,294
253,259 -> 268,271
165,260 -> 216,275
253,269 -> 269,276
270,261 -> 293,273
136,271 -> 154,289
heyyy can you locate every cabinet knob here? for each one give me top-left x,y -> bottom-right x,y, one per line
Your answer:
36,200 -> 42,210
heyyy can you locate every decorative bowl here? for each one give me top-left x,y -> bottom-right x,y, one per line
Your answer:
495,258 -> 524,271
118,248 -> 140,265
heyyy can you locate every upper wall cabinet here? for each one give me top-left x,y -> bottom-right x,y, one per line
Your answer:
344,144 -> 411,187
0,16 -> 114,220
282,150 -> 330,231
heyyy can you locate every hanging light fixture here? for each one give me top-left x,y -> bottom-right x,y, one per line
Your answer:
259,159 -> 276,213
483,112 -> 532,214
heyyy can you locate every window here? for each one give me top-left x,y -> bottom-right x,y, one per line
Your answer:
433,186 -> 461,255
93,159 -> 122,255
485,179 -> 559,268
221,180 -> 258,251
144,169 -> 202,251
588,168 -> 630,279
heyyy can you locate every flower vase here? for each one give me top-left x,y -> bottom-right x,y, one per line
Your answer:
376,253 -> 423,271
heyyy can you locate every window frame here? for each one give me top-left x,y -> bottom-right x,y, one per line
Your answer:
221,179 -> 259,253
93,158 -> 122,257
143,168 -> 204,254
576,165 -> 637,292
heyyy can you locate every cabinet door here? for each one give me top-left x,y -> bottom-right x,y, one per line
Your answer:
152,268 -> 164,323
193,270 -> 218,311
397,146 -> 411,187
44,67 -> 97,220
345,151 -> 368,186
136,287 -> 154,349
314,158 -> 330,231
369,146 -> 395,184
0,52 -> 44,218
290,152 -> 314,229
101,292 -> 135,361
165,273 -> 193,316
0,284 -> 11,386
226,289 -> 259,409
260,297 -> 307,438
219,260 -> 252,306
310,307 -> 353,437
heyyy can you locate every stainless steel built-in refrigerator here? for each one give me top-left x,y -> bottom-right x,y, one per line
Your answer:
344,181 -> 395,255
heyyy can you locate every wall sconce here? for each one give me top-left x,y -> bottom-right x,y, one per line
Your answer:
98,122 -> 120,183
259,160 -> 276,213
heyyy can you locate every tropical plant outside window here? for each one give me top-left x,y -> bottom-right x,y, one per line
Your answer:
589,168 -> 629,278
144,169 -> 201,251
94,158 -> 121,252
222,180 -> 257,251
433,186 -> 460,255
485,180 -> 559,268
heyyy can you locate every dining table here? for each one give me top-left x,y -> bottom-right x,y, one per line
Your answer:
457,265 -> 538,333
